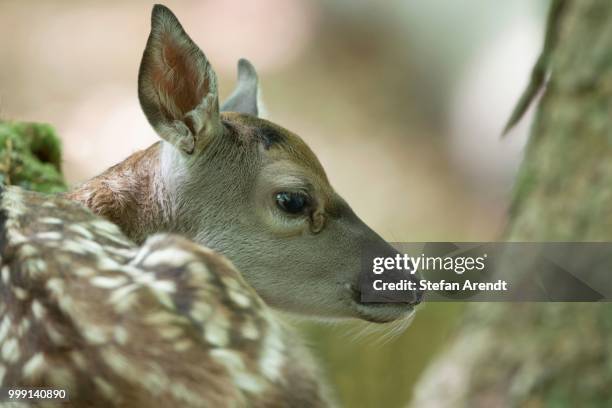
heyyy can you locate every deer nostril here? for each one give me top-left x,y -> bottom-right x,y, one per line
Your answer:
412,283 -> 424,306
349,283 -> 362,303
405,272 -> 424,306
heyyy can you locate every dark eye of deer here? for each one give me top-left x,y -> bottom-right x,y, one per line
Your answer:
275,192 -> 308,214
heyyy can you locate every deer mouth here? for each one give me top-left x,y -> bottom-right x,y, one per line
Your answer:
347,284 -> 416,324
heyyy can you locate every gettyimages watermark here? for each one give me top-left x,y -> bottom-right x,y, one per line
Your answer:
360,243 -> 612,302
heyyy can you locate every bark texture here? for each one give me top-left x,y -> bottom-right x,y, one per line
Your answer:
411,1 -> 612,406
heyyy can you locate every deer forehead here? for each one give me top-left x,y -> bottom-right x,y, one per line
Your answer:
221,112 -> 334,195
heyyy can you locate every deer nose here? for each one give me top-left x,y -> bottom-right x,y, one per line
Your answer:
395,269 -> 423,306
412,278 -> 424,305
357,228 -> 424,306
375,259 -> 424,306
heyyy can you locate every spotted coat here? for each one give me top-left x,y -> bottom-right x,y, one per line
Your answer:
0,186 -> 331,407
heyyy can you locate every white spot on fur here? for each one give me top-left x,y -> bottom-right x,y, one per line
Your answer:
148,279 -> 176,294
70,351 -> 88,370
187,262 -> 210,279
36,231 -> 63,241
142,248 -> 195,268
46,278 -> 65,296
68,223 -> 95,240
45,323 -> 66,346
114,327 -> 129,345
96,230 -> 132,247
91,275 -> 129,289
228,290 -> 251,308
2,338 -> 19,363
90,220 -> 123,235
84,326 -> 108,345
59,296 -> 76,316
158,324 -> 182,340
104,246 -> 136,258
221,276 -> 240,290
1,266 -> 9,285
62,240 -> 88,255
22,353 -> 46,379
94,376 -> 116,400
210,349 -> 266,393
204,315 -> 229,347
241,320 -> 260,340
74,266 -> 96,278
48,366 -> 75,389
142,234 -> 167,247
19,244 -> 38,258
39,217 -> 63,224
24,259 -> 46,276
109,283 -> 139,313
141,365 -> 169,393
211,350 -> 242,373
146,284 -> 175,309
56,253 -> 76,266
0,316 -> 12,343
259,321 -> 286,382
16,318 -> 31,337
169,382 -> 204,407
101,348 -> 131,376
32,300 -> 47,320
173,339 -> 193,352
12,286 -> 28,300
73,237 -> 104,255
190,301 -> 212,322
7,229 -> 28,245
145,311 -> 186,326
96,255 -> 121,270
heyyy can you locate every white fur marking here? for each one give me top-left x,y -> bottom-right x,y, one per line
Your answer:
2,338 -> 19,363
22,353 -> 46,379
142,248 -> 195,268
90,275 -> 129,289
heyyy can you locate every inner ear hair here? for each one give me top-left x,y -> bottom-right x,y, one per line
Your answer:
138,4 -> 222,154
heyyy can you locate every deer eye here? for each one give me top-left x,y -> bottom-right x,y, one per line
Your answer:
275,192 -> 309,214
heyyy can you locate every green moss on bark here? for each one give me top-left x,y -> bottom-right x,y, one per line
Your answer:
0,122 -> 67,193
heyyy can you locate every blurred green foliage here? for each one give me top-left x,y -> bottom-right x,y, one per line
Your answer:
301,303 -> 465,407
0,122 -> 67,193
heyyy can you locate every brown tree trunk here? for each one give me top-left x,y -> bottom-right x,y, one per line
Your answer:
411,1 -> 612,406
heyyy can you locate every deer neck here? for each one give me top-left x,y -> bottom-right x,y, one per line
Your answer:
66,142 -> 171,243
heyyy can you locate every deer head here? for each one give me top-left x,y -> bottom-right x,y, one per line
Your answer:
69,4 -> 421,323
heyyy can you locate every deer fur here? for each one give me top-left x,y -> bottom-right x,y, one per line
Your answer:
67,4 -> 421,323
0,186 -> 332,407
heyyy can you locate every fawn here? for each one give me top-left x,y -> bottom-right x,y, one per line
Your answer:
0,4 -> 421,406
67,4 -> 422,323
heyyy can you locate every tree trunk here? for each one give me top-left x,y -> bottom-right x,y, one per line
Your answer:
411,1 -> 612,406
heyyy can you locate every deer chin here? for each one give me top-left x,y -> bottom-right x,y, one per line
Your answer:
351,301 -> 415,324
346,284 -> 416,324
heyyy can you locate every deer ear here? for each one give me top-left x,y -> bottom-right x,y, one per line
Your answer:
138,4 -> 222,154
221,59 -> 264,117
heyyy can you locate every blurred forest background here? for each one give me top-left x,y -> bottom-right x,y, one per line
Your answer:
0,1 -> 551,406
